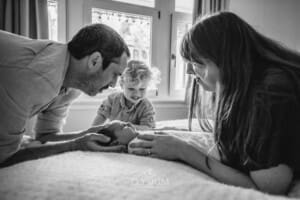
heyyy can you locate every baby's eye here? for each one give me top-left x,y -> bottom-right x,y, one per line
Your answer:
128,88 -> 135,91
139,88 -> 146,92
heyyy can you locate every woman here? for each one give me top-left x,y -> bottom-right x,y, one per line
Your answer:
129,12 -> 300,194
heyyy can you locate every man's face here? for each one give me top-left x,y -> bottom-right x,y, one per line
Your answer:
80,52 -> 128,96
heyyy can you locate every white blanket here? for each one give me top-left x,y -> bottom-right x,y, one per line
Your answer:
0,119 -> 299,200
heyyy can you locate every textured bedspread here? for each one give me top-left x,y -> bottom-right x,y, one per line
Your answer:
0,119 -> 299,200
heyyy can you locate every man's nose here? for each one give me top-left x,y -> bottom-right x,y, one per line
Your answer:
110,77 -> 118,87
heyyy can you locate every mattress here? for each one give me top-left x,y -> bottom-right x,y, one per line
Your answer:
0,119 -> 299,200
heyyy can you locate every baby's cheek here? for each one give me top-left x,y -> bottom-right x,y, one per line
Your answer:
128,137 -> 143,154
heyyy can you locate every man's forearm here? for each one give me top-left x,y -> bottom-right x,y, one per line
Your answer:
0,141 -> 76,168
37,132 -> 86,143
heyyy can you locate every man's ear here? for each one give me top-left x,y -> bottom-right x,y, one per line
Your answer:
119,81 -> 124,89
87,51 -> 103,73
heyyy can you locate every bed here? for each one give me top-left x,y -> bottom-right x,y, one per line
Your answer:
0,119 -> 299,200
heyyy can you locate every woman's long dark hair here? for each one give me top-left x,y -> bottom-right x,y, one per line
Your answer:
181,12 -> 300,169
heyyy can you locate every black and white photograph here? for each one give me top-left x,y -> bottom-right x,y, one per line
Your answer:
0,0 -> 300,199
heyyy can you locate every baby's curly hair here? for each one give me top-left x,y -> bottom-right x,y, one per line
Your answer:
119,60 -> 161,87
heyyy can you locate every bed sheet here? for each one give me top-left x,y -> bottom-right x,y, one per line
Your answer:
0,119 -> 299,200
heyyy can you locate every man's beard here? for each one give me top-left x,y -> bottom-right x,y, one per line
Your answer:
77,73 -> 99,96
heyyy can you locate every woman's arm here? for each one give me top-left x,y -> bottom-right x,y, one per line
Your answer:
181,140 -> 293,194
130,134 -> 293,194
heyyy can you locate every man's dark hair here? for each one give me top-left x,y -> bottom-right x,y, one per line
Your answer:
68,23 -> 130,70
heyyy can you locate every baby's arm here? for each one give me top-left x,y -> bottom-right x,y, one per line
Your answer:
137,100 -> 156,130
92,96 -> 113,126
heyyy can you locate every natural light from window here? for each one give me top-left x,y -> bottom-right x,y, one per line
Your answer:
175,21 -> 192,90
47,0 -> 58,41
92,8 -> 152,66
175,0 -> 194,13
112,0 -> 154,7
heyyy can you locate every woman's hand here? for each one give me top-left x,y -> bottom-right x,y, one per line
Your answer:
128,132 -> 187,160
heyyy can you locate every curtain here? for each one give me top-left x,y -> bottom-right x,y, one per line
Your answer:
0,0 -> 49,39
187,0 -> 229,131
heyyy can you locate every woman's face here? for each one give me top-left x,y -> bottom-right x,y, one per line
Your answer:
190,59 -> 220,91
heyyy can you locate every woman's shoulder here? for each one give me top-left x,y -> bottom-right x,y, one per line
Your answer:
259,67 -> 300,96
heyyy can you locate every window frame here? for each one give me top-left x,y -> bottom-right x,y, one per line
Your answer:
80,0 -> 159,101
169,11 -> 192,98
49,0 -> 193,104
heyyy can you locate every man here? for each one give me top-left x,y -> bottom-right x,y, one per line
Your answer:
0,23 -> 130,166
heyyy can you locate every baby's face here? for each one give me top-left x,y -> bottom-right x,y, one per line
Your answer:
122,81 -> 149,104
105,121 -> 138,145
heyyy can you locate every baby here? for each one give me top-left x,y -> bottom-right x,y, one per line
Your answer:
96,120 -> 150,154
92,60 -> 160,130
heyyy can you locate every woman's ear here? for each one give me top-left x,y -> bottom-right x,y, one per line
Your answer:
87,51 -> 103,73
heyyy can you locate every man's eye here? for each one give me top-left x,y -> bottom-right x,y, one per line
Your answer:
128,88 -> 134,91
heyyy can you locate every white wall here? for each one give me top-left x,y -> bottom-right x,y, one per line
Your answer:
229,0 -> 300,52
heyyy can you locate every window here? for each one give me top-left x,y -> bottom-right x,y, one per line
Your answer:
79,0 -> 158,101
47,0 -> 58,41
55,0 -> 194,102
169,12 -> 192,97
112,0 -> 155,8
47,0 -> 66,42
175,0 -> 194,13
92,8 -> 152,66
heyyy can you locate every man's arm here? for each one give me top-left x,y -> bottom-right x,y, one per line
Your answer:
37,131 -> 86,143
0,140 -> 74,167
0,132 -> 126,168
34,88 -> 82,143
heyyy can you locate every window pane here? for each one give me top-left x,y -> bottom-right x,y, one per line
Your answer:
47,0 -> 58,41
92,8 -> 152,66
175,0 -> 193,13
175,20 -> 192,90
112,0 -> 154,8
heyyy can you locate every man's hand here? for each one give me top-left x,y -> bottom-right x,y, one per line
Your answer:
82,121 -> 137,146
72,133 -> 126,152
